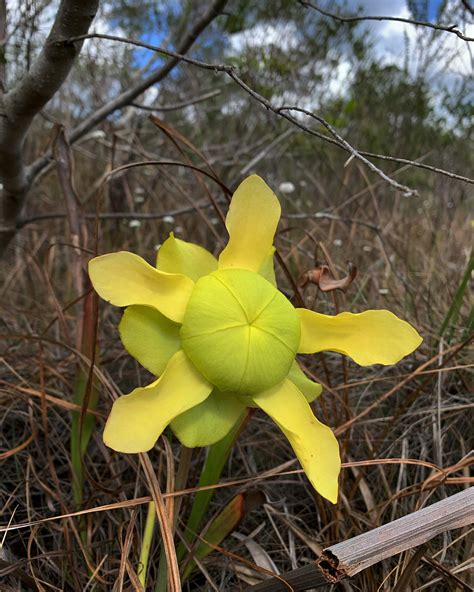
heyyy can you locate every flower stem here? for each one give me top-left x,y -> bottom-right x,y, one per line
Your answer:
176,411 -> 248,564
138,501 -> 156,587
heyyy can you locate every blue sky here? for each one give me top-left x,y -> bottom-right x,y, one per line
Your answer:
427,0 -> 444,20
124,0 -> 471,115
132,0 -> 449,66
348,0 -> 444,19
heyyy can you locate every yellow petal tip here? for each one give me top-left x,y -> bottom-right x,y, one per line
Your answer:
219,175 -> 281,272
298,308 -> 423,366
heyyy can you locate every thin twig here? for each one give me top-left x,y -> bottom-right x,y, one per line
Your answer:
421,555 -> 473,591
65,33 -> 416,195
62,32 -> 474,188
299,1 -> 474,42
0,0 -> 6,96
131,89 -> 222,112
238,128 -> 296,178
2,457 -> 470,534
335,337 -> 473,436
0,0 -> 99,250
26,0 -> 230,186
461,0 -> 474,17
355,151 -> 474,183
17,203 -> 217,228
283,211 -> 380,231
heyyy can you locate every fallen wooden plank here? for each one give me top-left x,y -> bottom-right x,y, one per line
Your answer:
247,487 -> 474,591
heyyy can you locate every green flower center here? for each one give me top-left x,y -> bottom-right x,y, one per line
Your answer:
180,269 -> 300,394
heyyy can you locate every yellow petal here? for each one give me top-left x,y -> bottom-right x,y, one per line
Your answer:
219,175 -> 281,272
119,305 -> 181,376
253,379 -> 340,503
156,232 -> 218,281
89,251 -> 194,323
288,361 -> 322,402
103,350 -> 212,453
258,246 -> 277,286
171,389 -> 246,447
297,309 -> 423,366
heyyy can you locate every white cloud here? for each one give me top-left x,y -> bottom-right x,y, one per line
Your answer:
345,0 -> 407,16
229,20 -> 300,54
226,1 -> 472,124
342,1 -> 472,81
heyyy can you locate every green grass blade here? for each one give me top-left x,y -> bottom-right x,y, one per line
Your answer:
176,411 -> 248,564
138,501 -> 156,587
70,370 -> 99,508
70,291 -> 100,514
181,490 -> 264,582
439,252 -> 473,340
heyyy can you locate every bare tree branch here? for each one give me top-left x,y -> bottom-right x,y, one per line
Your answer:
3,0 -> 470,252
0,0 -> 229,253
44,33 -> 417,196
54,33 -> 474,191
26,0 -> 229,202
239,128 -> 295,177
299,1 -> 474,43
131,89 -> 222,112
64,0 -> 228,144
0,0 -> 99,251
461,0 -> 474,17
18,203 -> 217,228
0,0 -> 6,96
18,158 -> 232,229
4,0 -> 54,47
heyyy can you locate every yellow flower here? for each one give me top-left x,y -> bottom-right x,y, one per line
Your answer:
89,175 -> 422,503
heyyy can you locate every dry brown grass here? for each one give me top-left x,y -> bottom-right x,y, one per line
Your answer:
1,121 -> 472,591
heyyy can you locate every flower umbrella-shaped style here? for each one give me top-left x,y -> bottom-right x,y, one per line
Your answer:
89,175 -> 422,503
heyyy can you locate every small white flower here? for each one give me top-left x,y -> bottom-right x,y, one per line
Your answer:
333,239 -> 343,247
278,182 -> 295,194
379,288 -> 390,295
134,196 -> 145,204
154,243 -> 161,251
163,215 -> 175,224
174,226 -> 183,233
87,130 -> 106,140
210,217 -> 220,225
363,245 -> 372,252
128,219 -> 141,228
